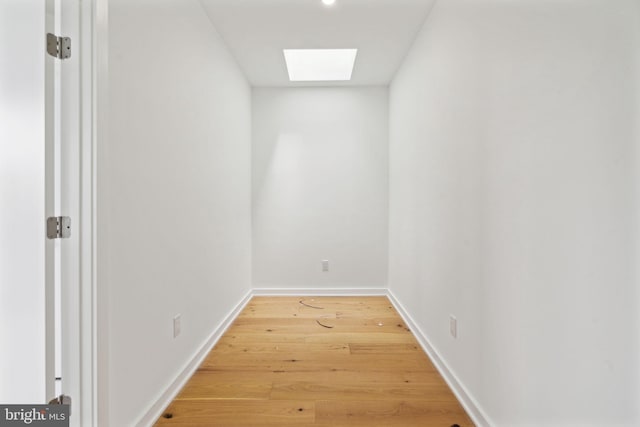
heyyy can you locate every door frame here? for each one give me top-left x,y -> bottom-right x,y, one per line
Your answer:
82,0 -> 110,425
91,0 -> 108,423
60,0 -> 104,425
77,0 -> 105,425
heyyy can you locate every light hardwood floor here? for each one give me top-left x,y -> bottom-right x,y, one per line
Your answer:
155,296 -> 474,426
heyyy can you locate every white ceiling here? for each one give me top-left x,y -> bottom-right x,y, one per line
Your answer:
200,0 -> 436,87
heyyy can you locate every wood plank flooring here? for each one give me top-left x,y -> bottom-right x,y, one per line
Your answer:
155,296 -> 474,426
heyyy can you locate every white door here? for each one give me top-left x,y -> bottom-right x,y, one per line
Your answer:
0,0 -> 82,421
0,0 -> 53,403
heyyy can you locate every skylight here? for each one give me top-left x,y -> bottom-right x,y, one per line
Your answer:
283,49 -> 358,82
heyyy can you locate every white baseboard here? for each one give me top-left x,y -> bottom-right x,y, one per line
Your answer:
135,289 -> 253,427
387,290 -> 492,427
251,287 -> 388,296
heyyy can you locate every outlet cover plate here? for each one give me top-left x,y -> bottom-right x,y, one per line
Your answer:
450,315 -> 457,339
173,314 -> 181,338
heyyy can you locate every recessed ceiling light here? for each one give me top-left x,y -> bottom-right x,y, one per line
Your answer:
283,49 -> 358,82
322,0 -> 336,5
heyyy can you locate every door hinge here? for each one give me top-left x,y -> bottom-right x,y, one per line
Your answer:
48,394 -> 72,415
47,33 -> 71,60
47,216 -> 71,239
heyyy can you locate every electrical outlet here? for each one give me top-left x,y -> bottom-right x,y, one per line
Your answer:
322,260 -> 329,272
173,314 -> 181,338
450,315 -> 457,339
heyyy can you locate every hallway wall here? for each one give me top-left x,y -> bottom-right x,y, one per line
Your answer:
389,0 -> 640,425
252,87 -> 389,290
101,1 -> 252,424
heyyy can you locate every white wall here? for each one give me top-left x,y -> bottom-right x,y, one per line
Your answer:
0,0 -> 46,403
389,0 -> 640,426
252,87 -> 388,290
102,0 -> 251,424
